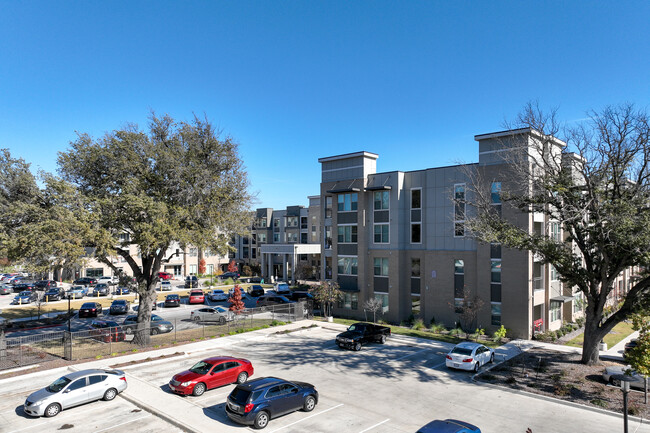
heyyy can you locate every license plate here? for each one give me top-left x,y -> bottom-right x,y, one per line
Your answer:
229,402 -> 240,411
169,384 -> 175,391
454,363 -> 459,367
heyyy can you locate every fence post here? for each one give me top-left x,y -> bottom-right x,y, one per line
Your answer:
64,331 -> 73,360
202,321 -> 205,339
174,318 -> 177,341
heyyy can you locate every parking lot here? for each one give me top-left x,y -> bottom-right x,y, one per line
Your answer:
2,322 -> 648,433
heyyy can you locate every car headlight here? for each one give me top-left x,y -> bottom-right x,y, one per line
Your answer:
180,381 -> 192,387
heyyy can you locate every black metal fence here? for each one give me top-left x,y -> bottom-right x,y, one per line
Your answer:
0,301 -> 311,371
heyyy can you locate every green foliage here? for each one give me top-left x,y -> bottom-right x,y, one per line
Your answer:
449,328 -> 464,337
430,322 -> 447,333
493,325 -> 507,342
473,327 -> 485,341
626,313 -> 650,378
412,318 -> 425,330
466,103 -> 650,364
310,280 -> 342,317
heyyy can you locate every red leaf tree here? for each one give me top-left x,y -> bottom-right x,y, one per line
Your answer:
228,284 -> 246,314
228,259 -> 237,274
198,258 -> 206,275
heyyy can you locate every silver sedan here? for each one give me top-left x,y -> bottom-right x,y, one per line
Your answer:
24,369 -> 128,417
190,306 -> 234,324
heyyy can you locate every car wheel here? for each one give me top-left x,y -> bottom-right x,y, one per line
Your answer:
103,388 -> 117,401
125,327 -> 133,335
379,335 -> 386,344
193,315 -> 201,322
151,328 -> 159,335
354,342 -> 361,351
236,371 -> 248,384
219,316 -> 226,325
611,378 -> 622,387
303,395 -> 316,412
44,403 -> 61,417
473,361 -> 479,372
192,382 -> 206,396
253,411 -> 270,429
490,353 -> 495,364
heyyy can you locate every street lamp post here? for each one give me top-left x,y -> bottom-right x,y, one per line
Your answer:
613,374 -> 636,433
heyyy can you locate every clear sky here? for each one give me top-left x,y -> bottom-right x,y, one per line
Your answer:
1,1 -> 649,209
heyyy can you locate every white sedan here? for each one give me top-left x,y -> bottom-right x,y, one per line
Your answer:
207,289 -> 228,301
445,342 -> 494,372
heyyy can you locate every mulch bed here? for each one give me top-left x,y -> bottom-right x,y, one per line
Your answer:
109,351 -> 185,368
476,348 -> 650,418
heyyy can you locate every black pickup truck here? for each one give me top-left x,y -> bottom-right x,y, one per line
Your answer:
336,322 -> 391,351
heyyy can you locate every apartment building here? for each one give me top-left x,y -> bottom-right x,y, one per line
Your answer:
231,201 -> 322,281
317,128 -> 623,339
79,239 -> 229,280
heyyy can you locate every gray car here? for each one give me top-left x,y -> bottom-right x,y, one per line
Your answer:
23,368 -> 128,417
0,284 -> 12,295
603,366 -> 648,390
92,283 -> 110,296
190,306 -> 234,324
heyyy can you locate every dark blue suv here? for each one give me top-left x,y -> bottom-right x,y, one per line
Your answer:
225,377 -> 318,429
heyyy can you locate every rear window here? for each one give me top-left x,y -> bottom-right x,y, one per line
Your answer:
229,387 -> 252,405
451,347 -> 473,356
113,300 -> 126,305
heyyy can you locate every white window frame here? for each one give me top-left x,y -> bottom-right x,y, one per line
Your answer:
374,223 -> 389,244
337,256 -> 358,276
337,224 -> 358,244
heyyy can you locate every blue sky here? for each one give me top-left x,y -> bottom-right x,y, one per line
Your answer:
1,1 -> 649,209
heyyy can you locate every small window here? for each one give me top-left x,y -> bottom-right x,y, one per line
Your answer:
411,189 -> 421,209
67,378 -> 87,391
374,191 -> 390,210
374,224 -> 389,243
89,375 -> 107,385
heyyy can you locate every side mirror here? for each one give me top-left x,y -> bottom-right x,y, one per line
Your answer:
63,389 -> 71,393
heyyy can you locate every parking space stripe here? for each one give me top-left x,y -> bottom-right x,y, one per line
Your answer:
266,403 -> 344,433
93,414 -> 151,433
391,347 -> 430,362
358,418 -> 391,433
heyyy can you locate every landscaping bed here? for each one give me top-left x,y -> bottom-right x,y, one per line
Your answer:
476,348 -> 650,418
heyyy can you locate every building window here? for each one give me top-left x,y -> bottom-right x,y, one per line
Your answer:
243,247 -> 249,259
337,193 -> 358,212
287,232 -> 298,243
411,188 -> 421,209
550,300 -> 561,322
326,196 -> 332,218
411,223 -> 421,243
258,233 -> 267,243
550,265 -> 559,281
454,184 -> 465,237
491,260 -> 501,283
337,225 -> 358,243
339,292 -> 358,310
300,233 -> 308,243
273,233 -> 280,243
491,182 -> 501,204
189,248 -> 198,257
86,268 -> 103,278
337,256 -> 358,275
274,218 -> 280,228
243,237 -> 249,245
206,264 -> 214,275
252,248 -> 257,259
374,191 -> 390,210
325,227 -> 332,249
550,222 -> 561,242
411,258 -> 420,277
573,292 -> 584,313
454,259 -> 464,311
374,257 -> 389,277
119,233 -> 130,242
491,303 -> 502,325
260,217 -> 267,228
189,264 -> 197,275
374,224 -> 389,243
286,216 -> 298,227
374,293 -> 389,313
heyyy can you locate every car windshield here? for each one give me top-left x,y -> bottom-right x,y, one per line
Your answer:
215,307 -> 226,312
47,376 -> 72,393
451,347 -> 473,356
348,324 -> 363,332
189,361 -> 213,374
113,300 -> 126,305
81,303 -> 94,308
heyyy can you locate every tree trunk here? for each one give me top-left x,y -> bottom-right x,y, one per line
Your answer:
132,280 -> 157,346
581,309 -> 611,365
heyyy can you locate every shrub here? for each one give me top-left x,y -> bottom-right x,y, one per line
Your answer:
591,398 -> 607,408
412,318 -> 425,330
430,322 -> 446,333
505,376 -> 517,384
493,325 -> 507,343
450,328 -> 464,337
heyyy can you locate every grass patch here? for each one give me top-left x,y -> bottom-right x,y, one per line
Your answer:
330,318 -> 501,348
565,321 -> 635,348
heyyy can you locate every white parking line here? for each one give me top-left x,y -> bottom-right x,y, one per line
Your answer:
93,414 -> 151,432
431,361 -> 447,369
358,418 -> 391,433
266,403 -> 344,433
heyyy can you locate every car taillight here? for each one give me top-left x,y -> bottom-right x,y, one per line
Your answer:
244,403 -> 254,413
446,355 -> 452,360
91,308 -> 96,311
462,358 -> 473,362
120,377 -> 127,382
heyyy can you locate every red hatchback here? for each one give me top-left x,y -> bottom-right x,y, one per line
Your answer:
188,290 -> 205,304
169,356 -> 254,396
158,272 -> 174,280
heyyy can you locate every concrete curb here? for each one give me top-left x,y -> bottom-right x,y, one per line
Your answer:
474,378 -> 650,425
